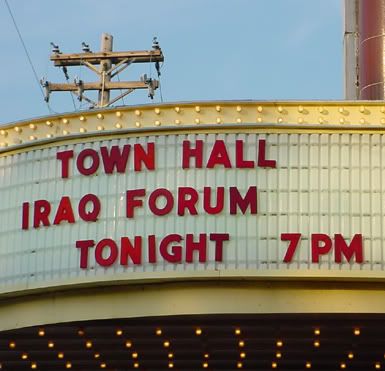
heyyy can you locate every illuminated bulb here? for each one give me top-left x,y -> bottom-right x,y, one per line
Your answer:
0,142 -> 7,147
31,362 -> 37,369
164,341 -> 170,348
376,363 -> 381,369
236,118 -> 242,123
338,107 -> 344,113
168,362 -> 174,368
277,106 -> 283,113
236,105 -> 242,112
132,352 -> 138,359
314,340 -> 320,348
314,329 -> 320,335
62,118 -> 69,124
195,328 -> 202,335
48,341 -> 54,348
46,120 -> 53,127
134,363 -> 139,369
203,362 -> 209,368
195,106 -> 200,112
100,363 -> 106,368
63,130 -> 69,135
276,352 -> 282,358
155,108 -> 160,114
9,341 -> 16,349
175,119 -> 181,125
86,341 -> 92,348
277,117 -> 283,123
360,105 -> 365,113
79,115 -> 86,121
257,117 -> 262,123
360,118 -> 365,124
319,107 -> 325,113
348,352 -> 354,359
155,328 -> 162,336
272,362 -> 277,369
29,124 -> 36,130
240,352 -> 246,359
29,135 -> 37,140
155,120 -> 161,126
14,126 -> 22,133
257,106 -> 263,113
0,130 -> 7,136
21,353 -> 28,360
66,362 -> 72,369
115,111 -> 122,117
58,352 -> 64,359
318,117 -> 324,124
135,121 -> 141,127
46,133 -> 53,138
79,127 -> 87,133
195,118 -> 200,124
94,353 -> 100,359
125,341 -> 132,348
174,107 -> 180,113
97,113 -> 104,119
168,353 -> 173,359
216,117 -> 221,124
339,118 -> 345,124
216,105 -> 221,112
340,362 -> 346,369
381,118 -> 385,124
237,362 -> 243,369
306,362 -> 312,368
298,105 -> 304,113
298,117 -> 304,123
276,340 -> 283,347
204,353 -> 209,359
115,123 -> 122,129
238,340 -> 245,347
381,107 -> 385,113
97,126 -> 104,131
135,110 -> 141,116
354,328 -> 360,336
235,328 -> 241,335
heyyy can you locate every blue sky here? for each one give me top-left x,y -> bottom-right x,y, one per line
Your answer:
0,0 -> 342,124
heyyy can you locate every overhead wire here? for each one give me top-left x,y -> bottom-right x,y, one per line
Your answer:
4,0 -> 54,114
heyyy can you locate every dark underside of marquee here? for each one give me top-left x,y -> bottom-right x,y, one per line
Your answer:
0,314 -> 384,371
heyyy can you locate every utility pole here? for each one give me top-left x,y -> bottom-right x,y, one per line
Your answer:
41,33 -> 164,108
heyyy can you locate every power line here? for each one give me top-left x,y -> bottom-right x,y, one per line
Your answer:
3,0 -> 53,113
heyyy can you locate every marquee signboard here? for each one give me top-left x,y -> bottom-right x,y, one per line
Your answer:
1,103 -> 385,295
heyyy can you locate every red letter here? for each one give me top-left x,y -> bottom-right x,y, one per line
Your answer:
257,139 -> 276,168
126,189 -> 145,218
178,187 -> 198,216
120,236 -> 142,265
149,188 -> 174,216
95,238 -> 118,267
210,233 -> 230,261
76,239 -> 95,269
148,235 -> 157,263
159,234 -> 182,263
134,143 -> 155,171
312,234 -> 332,263
100,145 -> 130,174
182,140 -> 203,169
281,233 -> 302,263
56,150 -> 74,178
78,194 -> 100,222
33,200 -> 51,228
77,148 -> 100,176
236,140 -> 254,168
207,140 -> 232,168
22,202 -> 29,230
53,196 -> 75,225
334,234 -> 363,263
186,234 -> 207,263
203,187 -> 224,214
229,186 -> 258,215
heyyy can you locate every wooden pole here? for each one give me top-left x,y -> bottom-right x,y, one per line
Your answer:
99,33 -> 113,107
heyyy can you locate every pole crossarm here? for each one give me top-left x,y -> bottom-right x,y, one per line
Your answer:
50,50 -> 164,66
46,81 -> 157,91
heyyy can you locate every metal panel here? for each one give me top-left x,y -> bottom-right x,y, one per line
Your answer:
0,132 -> 384,295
